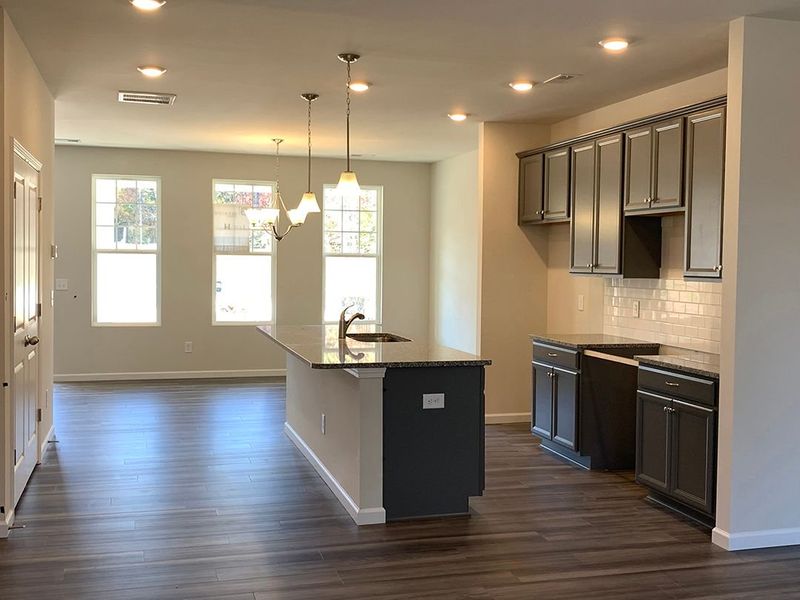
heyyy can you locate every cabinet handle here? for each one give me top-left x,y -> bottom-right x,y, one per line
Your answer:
665,381 -> 680,387
663,406 -> 676,414
547,352 -> 558,358
643,197 -> 650,204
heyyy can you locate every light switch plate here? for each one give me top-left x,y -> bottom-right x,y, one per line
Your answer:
55,278 -> 69,291
422,393 -> 445,410
633,300 -> 641,318
577,294 -> 585,312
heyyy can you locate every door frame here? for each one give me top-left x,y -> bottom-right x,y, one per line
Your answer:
1,140 -> 45,535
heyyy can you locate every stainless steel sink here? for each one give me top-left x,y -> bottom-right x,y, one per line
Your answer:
347,332 -> 411,343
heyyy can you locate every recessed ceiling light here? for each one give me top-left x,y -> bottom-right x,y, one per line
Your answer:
137,66 -> 167,78
448,113 -> 468,122
599,38 -> 629,53
509,81 -> 534,92
349,82 -> 370,92
130,0 -> 166,10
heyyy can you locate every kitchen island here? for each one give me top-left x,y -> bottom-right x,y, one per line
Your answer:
258,324 -> 491,525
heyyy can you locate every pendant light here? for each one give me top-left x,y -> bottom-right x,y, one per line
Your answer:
335,53 -> 361,201
245,138 -> 304,242
298,92 -> 321,216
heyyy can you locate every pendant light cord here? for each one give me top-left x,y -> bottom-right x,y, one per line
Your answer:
345,59 -> 352,172
307,98 -> 313,193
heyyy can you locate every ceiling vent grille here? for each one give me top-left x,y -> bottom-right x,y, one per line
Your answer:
118,91 -> 176,106
542,74 -> 576,84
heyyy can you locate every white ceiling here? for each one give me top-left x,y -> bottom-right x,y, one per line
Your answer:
4,0 -> 800,162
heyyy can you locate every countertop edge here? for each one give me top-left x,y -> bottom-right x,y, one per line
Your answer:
258,326 -> 492,369
635,355 -> 720,380
529,334 -> 661,351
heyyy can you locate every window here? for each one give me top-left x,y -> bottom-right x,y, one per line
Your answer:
212,180 -> 277,324
322,185 -> 382,322
92,175 -> 161,325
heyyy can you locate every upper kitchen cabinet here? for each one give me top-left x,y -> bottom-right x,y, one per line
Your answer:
569,141 -> 596,274
543,148 -> 571,221
684,107 -> 726,278
570,133 -> 660,278
624,117 -> 685,214
518,153 -> 545,224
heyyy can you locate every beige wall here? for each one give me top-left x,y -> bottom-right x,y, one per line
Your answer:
544,69 -> 728,341
429,150 -> 480,354
1,10 -> 55,523
479,123 -> 550,421
715,17 -> 800,550
53,146 -> 430,377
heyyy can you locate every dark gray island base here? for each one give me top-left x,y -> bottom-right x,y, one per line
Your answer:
258,324 -> 491,524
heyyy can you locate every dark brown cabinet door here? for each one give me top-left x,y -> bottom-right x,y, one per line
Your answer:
593,134 -> 623,275
544,148 -> 570,220
624,125 -> 653,213
532,363 -> 553,440
685,108 -> 725,278
636,391 -> 670,493
519,153 -> 544,224
670,399 -> 716,514
569,142 -> 596,274
553,368 -> 579,451
652,118 -> 684,209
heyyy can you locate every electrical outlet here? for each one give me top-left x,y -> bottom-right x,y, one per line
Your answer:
577,294 -> 585,312
184,341 -> 193,353
321,413 -> 326,435
633,301 -> 641,318
422,393 -> 445,410
55,278 -> 69,291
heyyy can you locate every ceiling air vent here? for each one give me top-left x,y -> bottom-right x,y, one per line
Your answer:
118,91 -> 176,106
542,74 -> 577,85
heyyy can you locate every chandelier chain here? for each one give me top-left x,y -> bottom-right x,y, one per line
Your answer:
346,59 -> 351,172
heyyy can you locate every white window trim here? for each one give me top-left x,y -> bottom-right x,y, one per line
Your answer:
321,184 -> 383,324
211,178 -> 278,326
91,174 -> 162,327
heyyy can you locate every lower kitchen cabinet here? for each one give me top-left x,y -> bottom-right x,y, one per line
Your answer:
531,341 -> 656,470
636,367 -> 718,522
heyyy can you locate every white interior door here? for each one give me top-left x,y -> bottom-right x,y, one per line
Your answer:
12,152 -> 41,507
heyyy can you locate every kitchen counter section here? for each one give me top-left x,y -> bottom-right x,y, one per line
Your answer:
530,333 -> 660,351
635,353 -> 720,379
259,324 -> 491,369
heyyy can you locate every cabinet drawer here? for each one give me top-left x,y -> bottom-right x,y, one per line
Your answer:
638,367 -> 716,407
533,343 -> 579,371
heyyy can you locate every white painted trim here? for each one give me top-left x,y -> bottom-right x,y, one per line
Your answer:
13,139 -> 43,171
284,422 -> 385,526
54,369 -> 286,383
344,367 -> 387,379
0,508 -> 15,539
485,412 -> 531,424
39,424 -> 56,461
712,526 -> 800,551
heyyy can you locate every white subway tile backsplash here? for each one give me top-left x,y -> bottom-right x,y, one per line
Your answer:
603,277 -> 722,353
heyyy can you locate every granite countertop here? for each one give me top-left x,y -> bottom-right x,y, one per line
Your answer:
530,333 -> 661,351
258,324 -> 492,369
635,352 -> 720,380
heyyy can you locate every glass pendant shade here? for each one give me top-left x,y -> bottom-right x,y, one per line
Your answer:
245,207 -> 280,226
336,170 -> 361,200
287,208 -> 306,226
298,192 -> 320,215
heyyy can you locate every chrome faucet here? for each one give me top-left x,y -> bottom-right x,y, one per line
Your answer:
338,304 -> 365,339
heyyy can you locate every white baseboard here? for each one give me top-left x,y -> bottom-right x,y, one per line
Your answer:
54,369 -> 286,383
39,424 -> 56,460
712,525 -> 800,551
283,422 -> 385,526
485,412 -> 531,424
0,508 -> 14,539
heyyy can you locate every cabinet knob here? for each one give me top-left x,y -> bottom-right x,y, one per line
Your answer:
714,265 -> 723,272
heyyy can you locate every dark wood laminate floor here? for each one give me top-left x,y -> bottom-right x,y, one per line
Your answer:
1,380 -> 799,599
